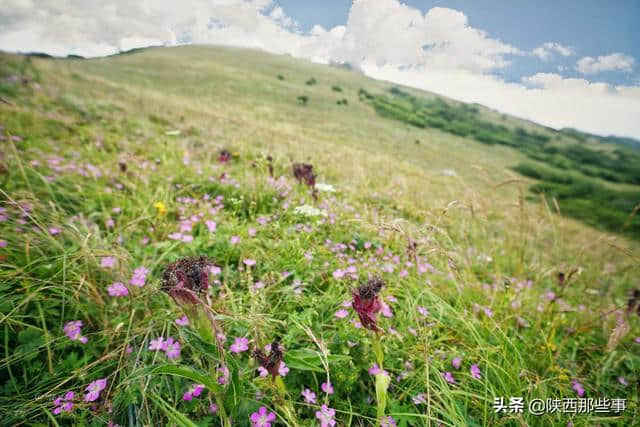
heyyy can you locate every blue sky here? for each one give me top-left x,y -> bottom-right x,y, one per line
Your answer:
1,0 -> 639,137
278,0 -> 640,86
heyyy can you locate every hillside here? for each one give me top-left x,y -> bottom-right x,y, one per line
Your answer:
0,45 -> 638,426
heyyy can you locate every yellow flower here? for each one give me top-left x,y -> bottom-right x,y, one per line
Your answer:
153,201 -> 167,216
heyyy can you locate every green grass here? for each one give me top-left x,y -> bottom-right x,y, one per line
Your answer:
0,46 -> 639,426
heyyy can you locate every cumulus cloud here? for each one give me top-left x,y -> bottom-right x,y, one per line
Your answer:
532,42 -> 575,61
576,53 -> 635,74
1,0 -> 639,138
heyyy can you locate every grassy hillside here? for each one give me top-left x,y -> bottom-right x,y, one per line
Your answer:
0,45 -> 639,426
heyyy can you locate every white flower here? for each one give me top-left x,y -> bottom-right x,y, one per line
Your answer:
293,205 -> 327,217
315,182 -> 336,193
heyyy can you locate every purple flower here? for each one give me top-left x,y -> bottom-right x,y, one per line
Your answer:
301,388 -> 317,404
230,236 -> 241,245
243,258 -> 256,266
84,379 -> 107,402
205,220 -> 217,233
334,309 -> 349,318
618,376 -> 628,387
217,364 -> 230,385
63,320 -> 88,343
315,405 -> 336,427
417,306 -> 429,317
230,337 -> 249,354
321,381 -> 334,394
452,357 -> 462,370
571,380 -> 585,397
250,406 -> 276,427
412,393 -> 427,405
352,277 -> 384,332
175,315 -> 189,326
442,371 -> 456,384
163,337 -> 181,359
254,338 -> 285,379
52,391 -> 74,415
209,403 -> 218,413
107,282 -> 128,297
101,256 -> 116,268
470,364 -> 482,380
0,240 -> 7,248
183,384 -> 205,401
48,227 -> 61,235
130,266 -> 149,287
369,363 -> 388,376
149,337 -> 165,351
381,416 -> 397,427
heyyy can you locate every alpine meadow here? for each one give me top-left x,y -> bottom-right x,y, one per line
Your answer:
1,45 -> 639,426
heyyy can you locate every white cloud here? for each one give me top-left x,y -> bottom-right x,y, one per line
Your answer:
1,0 -> 639,138
576,52 -> 635,74
532,42 -> 575,61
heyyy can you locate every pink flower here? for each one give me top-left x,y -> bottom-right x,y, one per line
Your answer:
175,315 -> 189,326
48,227 -> 61,235
52,391 -> 75,415
149,337 -> 165,351
412,393 -> 427,405
101,256 -> 116,268
332,269 -> 345,279
452,357 -> 462,370
442,371 -> 456,384
334,309 -> 349,319
183,384 -> 205,401
243,259 -> 256,266
0,240 -> 7,247
248,227 -> 257,237
278,362 -> 290,377
369,363 -> 388,376
230,337 -> 249,353
163,337 -> 181,359
230,236 -> 241,245
205,220 -> 217,233
470,364 -> 482,380
107,282 -> 128,297
301,388 -> 316,404
321,381 -> 334,394
63,320 -> 88,343
84,378 -> 107,402
618,376 -> 628,387
571,380 -> 585,397
417,306 -> 429,317
250,406 -> 276,427
130,266 -> 149,287
380,301 -> 393,318
315,405 -> 336,427
217,364 -> 230,385
209,403 -> 218,413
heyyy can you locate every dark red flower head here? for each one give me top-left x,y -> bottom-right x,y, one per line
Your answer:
352,277 -> 385,332
218,149 -> 232,164
161,256 -> 213,306
292,163 -> 316,188
254,338 -> 284,379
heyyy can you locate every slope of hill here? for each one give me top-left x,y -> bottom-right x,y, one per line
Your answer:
0,45 -> 638,426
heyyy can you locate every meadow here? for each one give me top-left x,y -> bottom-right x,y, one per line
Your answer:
0,45 -> 639,426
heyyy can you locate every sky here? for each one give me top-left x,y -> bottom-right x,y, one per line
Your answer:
2,0 -> 639,138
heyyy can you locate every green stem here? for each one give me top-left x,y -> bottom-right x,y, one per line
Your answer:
371,335 -> 389,427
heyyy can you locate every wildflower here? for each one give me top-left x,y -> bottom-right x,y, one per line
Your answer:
334,309 -> 349,318
417,306 -> 429,317
618,376 -> 628,387
149,337 -> 165,351
101,256 -> 116,268
316,182 -> 336,193
107,282 -> 128,297
442,371 -> 456,384
301,388 -> 317,404
161,256 -> 213,306
175,315 -> 189,326
230,337 -> 249,354
49,227 -> 61,235
321,381 -> 334,394
292,163 -> 316,188
571,380 -> 585,397
254,338 -> 285,379
0,240 -> 6,247
209,403 -> 218,413
205,220 -> 217,233
63,320 -> 88,343
412,393 -> 427,405
84,379 -> 107,402
53,391 -> 74,414
452,357 -> 462,370
153,201 -> 167,216
250,406 -> 276,427
182,384 -> 205,401
352,277 -> 384,332
243,258 -> 256,266
369,363 -> 388,376
381,416 -> 397,427
293,204 -> 326,217
163,337 -> 181,359
218,149 -> 232,164
315,405 -> 336,427
230,236 -> 241,245
470,364 -> 482,380
217,364 -> 230,385
130,266 -> 149,287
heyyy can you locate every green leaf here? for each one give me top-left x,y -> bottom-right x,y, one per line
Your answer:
283,348 -> 351,373
147,391 -> 198,427
149,365 -> 222,395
